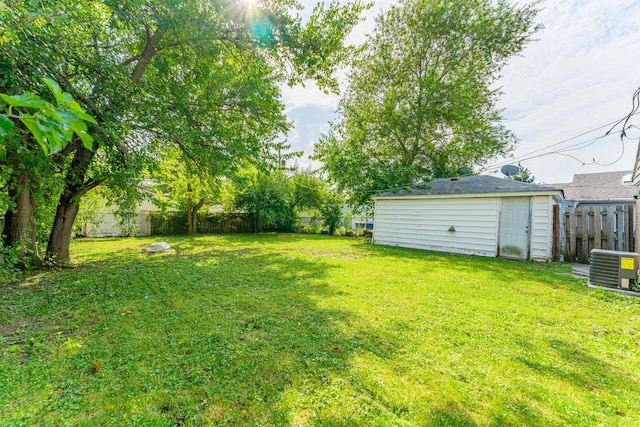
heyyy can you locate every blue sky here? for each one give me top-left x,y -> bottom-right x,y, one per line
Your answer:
281,0 -> 640,184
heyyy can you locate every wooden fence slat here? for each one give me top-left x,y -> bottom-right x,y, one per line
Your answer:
578,207 -> 590,261
593,206 -> 602,250
559,203 -> 636,262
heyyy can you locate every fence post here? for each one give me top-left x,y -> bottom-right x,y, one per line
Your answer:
601,207 -> 614,250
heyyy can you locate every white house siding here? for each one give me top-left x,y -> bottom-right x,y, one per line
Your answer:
86,198 -> 157,237
89,212 -> 121,237
530,195 -> 554,261
373,196 -> 499,256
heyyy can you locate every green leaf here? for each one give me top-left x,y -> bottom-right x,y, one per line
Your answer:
76,130 -> 94,149
61,92 -> 74,106
26,112 -> 73,155
66,101 -> 97,124
20,117 -> 50,155
70,117 -> 87,133
36,116 -> 65,153
43,77 -> 64,105
75,110 -> 97,125
0,93 -> 50,110
71,118 -> 95,149
0,114 -> 14,137
49,110 -> 77,131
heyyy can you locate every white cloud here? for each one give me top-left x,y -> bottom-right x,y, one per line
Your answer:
496,0 -> 640,182
284,0 -> 640,181
280,81 -> 341,112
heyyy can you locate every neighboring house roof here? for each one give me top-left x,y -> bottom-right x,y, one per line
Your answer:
552,170 -> 637,200
375,175 -> 563,198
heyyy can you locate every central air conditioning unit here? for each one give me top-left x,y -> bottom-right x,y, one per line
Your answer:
589,249 -> 640,291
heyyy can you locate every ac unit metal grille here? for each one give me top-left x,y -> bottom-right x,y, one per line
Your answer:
589,249 -> 640,289
590,252 -> 620,288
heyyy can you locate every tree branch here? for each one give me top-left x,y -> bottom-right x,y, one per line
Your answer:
76,179 -> 104,198
121,54 -> 141,67
53,140 -> 79,170
131,27 -> 167,83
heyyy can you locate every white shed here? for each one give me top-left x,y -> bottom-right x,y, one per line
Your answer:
372,175 -> 564,261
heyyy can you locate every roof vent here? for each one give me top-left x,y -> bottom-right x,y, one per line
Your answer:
450,177 -> 458,181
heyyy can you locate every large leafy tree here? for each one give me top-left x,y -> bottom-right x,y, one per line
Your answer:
151,147 -> 222,236
231,167 -> 296,231
0,0 -> 367,263
224,166 -> 332,232
314,0 -> 540,208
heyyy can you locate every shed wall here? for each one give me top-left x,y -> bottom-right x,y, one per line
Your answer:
373,197 -> 499,256
530,195 -> 554,261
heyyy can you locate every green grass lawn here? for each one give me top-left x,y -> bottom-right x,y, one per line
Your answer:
1,234 -> 639,426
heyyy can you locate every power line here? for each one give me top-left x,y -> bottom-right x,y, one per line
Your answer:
480,111 -> 639,173
479,132 -> 623,172
481,116 -> 634,171
593,136 -> 626,167
609,87 -> 640,138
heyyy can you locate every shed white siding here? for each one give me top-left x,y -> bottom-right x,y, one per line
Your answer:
530,195 -> 554,261
373,197 -> 499,256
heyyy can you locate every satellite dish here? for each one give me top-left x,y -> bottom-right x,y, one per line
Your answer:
501,164 -> 520,178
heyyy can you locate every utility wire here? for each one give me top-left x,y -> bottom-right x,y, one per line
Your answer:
481,110 -> 639,173
481,115 -> 635,171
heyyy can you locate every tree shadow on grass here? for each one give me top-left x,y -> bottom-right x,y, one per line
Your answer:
6,236 -> 635,425
1,236 -> 424,426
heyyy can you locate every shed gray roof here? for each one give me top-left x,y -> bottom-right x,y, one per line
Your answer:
551,170 -> 637,200
376,175 -> 562,197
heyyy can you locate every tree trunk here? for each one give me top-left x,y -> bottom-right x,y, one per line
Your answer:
186,201 -> 194,235
2,167 -> 39,267
187,198 -> 205,235
46,198 -> 80,263
46,143 -> 97,262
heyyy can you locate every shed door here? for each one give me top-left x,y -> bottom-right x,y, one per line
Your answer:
499,197 -> 531,260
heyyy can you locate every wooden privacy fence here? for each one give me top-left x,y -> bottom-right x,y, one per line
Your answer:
148,212 -> 256,235
561,204 -> 635,262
